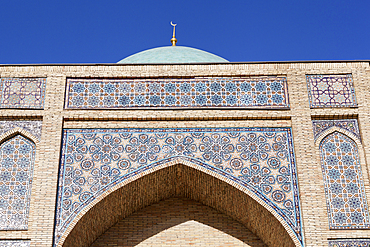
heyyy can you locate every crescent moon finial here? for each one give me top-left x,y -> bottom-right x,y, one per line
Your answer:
170,21 -> 177,46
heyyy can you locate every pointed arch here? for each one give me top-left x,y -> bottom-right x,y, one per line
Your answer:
315,126 -> 361,147
58,159 -> 299,247
0,131 -> 36,230
0,127 -> 39,146
319,131 -> 370,229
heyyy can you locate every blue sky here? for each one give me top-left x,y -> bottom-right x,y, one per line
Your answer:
0,0 -> 369,64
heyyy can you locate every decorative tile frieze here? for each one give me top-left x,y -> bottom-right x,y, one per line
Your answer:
320,132 -> 369,229
0,78 -> 46,109
0,135 -> 36,230
0,241 -> 30,247
65,77 -> 289,109
54,127 -> 303,246
0,121 -> 42,141
306,74 -> 357,108
312,119 -> 360,142
328,239 -> 370,247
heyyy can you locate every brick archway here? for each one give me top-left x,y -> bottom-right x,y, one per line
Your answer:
61,164 -> 297,247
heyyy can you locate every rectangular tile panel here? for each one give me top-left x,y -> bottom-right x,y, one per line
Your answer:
65,77 -> 289,109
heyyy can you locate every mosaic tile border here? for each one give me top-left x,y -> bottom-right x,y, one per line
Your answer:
329,239 -> 370,247
312,119 -> 361,142
0,78 -> 46,109
320,132 -> 370,229
0,121 -> 42,141
306,74 -> 357,108
54,127 -> 303,246
65,77 -> 290,109
0,241 -> 30,247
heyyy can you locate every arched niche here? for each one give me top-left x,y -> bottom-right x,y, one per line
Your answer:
319,131 -> 370,229
0,131 -> 36,230
59,161 -> 298,247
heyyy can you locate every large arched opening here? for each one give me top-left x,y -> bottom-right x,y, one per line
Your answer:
61,163 -> 297,247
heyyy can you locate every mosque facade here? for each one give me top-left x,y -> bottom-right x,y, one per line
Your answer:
0,39 -> 369,247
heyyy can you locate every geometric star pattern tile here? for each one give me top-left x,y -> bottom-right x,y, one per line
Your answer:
0,121 -> 43,141
306,74 -> 357,108
320,132 -> 370,229
312,119 -> 361,142
65,77 -> 289,109
0,135 -> 36,230
54,127 -> 303,246
0,241 -> 30,247
0,78 -> 46,109
328,239 -> 370,247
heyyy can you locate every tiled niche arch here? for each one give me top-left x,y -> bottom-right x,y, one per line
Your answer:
0,130 -> 37,230
318,130 -> 370,229
54,127 -> 303,246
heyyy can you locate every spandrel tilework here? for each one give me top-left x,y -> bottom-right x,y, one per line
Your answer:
0,241 -> 30,247
65,77 -> 289,109
306,74 -> 357,108
328,239 -> 370,247
0,78 -> 46,109
0,135 -> 36,230
54,127 -> 303,246
0,121 -> 42,141
320,132 -> 369,229
312,119 -> 361,142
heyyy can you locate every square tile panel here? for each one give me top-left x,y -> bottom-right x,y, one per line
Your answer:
306,74 -> 357,108
0,78 -> 46,109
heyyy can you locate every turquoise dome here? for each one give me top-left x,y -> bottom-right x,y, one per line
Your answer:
117,46 -> 228,64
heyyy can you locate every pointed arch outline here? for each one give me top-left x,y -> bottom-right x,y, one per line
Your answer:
55,156 -> 303,247
315,126 -> 361,148
317,130 -> 370,229
0,127 -> 40,146
0,127 -> 37,230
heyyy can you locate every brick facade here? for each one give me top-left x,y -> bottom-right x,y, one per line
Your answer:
0,61 -> 368,246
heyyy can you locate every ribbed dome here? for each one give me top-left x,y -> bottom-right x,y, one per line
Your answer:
117,46 -> 229,64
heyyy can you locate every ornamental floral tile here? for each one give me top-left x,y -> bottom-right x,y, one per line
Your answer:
320,132 -> 369,229
328,239 -> 370,247
54,127 -> 303,246
0,78 -> 46,109
312,119 -> 361,142
0,241 -> 30,247
0,135 -> 36,230
306,74 -> 357,108
65,77 -> 289,109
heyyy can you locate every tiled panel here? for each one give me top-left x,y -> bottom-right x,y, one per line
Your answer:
65,77 -> 289,109
306,74 -> 357,108
54,127 -> 302,246
0,241 -> 30,247
320,132 -> 369,229
328,239 -> 370,246
312,119 -> 361,142
0,135 -> 36,230
0,121 -> 43,141
0,78 -> 46,109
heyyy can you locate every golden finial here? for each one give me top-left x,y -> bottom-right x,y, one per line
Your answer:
170,21 -> 177,46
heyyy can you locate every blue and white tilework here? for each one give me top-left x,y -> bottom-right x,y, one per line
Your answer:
312,119 -> 361,142
328,239 -> 370,247
320,132 -> 369,229
306,74 -> 357,108
54,127 -> 303,246
0,135 -> 36,230
0,241 -> 30,247
65,77 -> 289,109
0,78 -> 46,109
0,121 -> 42,142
